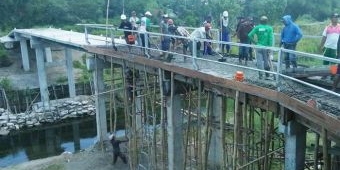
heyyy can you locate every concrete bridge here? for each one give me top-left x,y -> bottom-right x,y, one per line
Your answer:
1,26 -> 340,170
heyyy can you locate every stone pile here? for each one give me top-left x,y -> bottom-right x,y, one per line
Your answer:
0,97 -> 96,136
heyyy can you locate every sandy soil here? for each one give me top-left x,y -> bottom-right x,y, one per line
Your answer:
3,141 -> 130,170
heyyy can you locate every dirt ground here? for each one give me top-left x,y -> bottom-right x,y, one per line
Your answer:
2,141 -> 130,170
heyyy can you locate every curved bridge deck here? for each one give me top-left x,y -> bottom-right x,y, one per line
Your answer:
2,27 -> 340,169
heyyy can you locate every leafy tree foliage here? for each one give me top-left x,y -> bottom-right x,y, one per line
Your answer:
242,0 -> 287,24
285,0 -> 339,20
0,0 -> 338,32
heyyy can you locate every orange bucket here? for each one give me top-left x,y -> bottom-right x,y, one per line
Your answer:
234,71 -> 244,82
330,65 -> 338,75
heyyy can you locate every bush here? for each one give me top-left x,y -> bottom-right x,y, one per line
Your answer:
0,77 -> 12,91
0,46 -> 12,67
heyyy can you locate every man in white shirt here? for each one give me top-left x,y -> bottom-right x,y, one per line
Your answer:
189,23 -> 212,56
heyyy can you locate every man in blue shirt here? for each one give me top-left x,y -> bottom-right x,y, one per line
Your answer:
281,15 -> 303,70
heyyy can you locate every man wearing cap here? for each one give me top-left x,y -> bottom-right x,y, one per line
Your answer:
248,16 -> 273,79
320,13 -> 340,66
280,15 -> 303,70
129,11 -> 140,31
160,14 -> 171,59
220,11 -> 230,56
137,11 -> 152,53
119,14 -> 133,51
189,23 -> 212,57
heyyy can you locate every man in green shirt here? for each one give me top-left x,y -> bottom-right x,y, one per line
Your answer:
248,16 -> 273,79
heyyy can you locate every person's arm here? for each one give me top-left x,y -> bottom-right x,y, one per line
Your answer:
337,35 -> 340,56
280,29 -> 284,46
295,25 -> 303,43
268,27 -> 273,47
247,27 -> 256,44
320,27 -> 327,52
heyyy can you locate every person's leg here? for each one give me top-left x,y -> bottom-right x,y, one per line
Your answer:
113,152 -> 118,164
333,64 -> 340,91
244,46 -> 249,65
118,152 -> 128,164
289,44 -> 297,69
333,75 -> 340,91
263,50 -> 270,78
225,31 -> 230,54
283,45 -> 291,69
256,49 -> 265,79
207,42 -> 213,55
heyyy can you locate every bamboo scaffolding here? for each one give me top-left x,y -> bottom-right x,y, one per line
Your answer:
158,68 -> 166,169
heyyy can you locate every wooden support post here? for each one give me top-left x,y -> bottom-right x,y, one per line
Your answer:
322,128 -> 330,170
233,90 -> 240,170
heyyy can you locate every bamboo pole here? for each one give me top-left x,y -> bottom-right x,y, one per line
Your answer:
109,58 -> 113,133
314,133 -> 320,170
197,81 -> 202,170
233,91 -> 239,170
132,65 -> 138,168
158,68 -> 166,169
221,96 -> 226,170
184,87 -> 192,169
322,128 -> 330,170
204,91 -> 212,169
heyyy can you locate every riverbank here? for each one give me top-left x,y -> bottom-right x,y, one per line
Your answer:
2,141 -> 130,170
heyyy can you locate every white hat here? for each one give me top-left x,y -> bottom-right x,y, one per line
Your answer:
163,14 -> 169,18
145,11 -> 152,16
223,11 -> 228,17
120,14 -> 127,20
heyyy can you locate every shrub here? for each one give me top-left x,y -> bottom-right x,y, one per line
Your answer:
0,45 -> 12,67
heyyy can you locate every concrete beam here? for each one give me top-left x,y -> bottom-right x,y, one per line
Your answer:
92,57 -> 108,143
282,120 -> 307,170
166,87 -> 184,169
14,33 -> 31,72
45,47 -> 53,62
35,45 -> 49,106
208,91 -> 224,168
65,48 -> 76,98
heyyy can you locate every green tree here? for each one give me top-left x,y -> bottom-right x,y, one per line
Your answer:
285,0 -> 339,21
243,0 -> 287,24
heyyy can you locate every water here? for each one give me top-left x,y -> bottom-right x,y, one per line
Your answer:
0,117 -> 97,168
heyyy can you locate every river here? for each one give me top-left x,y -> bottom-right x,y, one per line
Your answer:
0,117 -> 97,168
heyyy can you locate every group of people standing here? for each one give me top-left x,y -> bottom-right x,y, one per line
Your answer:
118,11 -> 152,52
118,10 -> 340,89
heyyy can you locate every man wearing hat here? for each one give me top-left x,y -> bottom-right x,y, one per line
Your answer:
138,11 -> 152,53
248,16 -> 274,79
220,10 -> 230,56
280,15 -> 303,70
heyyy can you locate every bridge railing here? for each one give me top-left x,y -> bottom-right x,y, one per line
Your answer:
78,24 -> 340,103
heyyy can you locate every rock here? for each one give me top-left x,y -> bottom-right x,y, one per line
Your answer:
0,128 -> 10,135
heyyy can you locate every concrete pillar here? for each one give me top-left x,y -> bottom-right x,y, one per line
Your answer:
65,48 -> 76,98
166,94 -> 184,169
72,121 -> 81,151
45,47 -> 53,62
92,57 -> 108,143
19,39 -> 30,71
208,92 -> 224,168
35,46 -> 49,106
45,128 -> 56,155
283,120 -> 307,170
